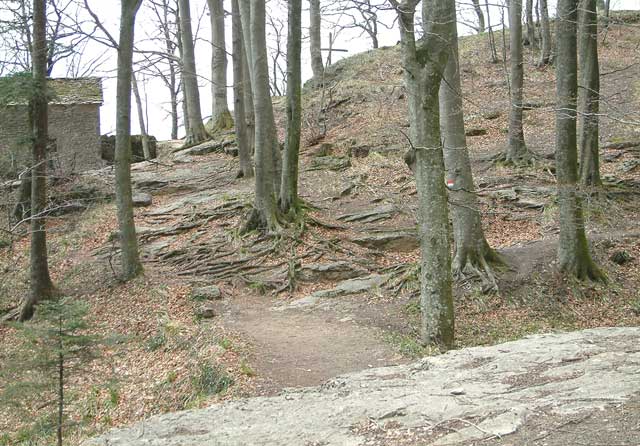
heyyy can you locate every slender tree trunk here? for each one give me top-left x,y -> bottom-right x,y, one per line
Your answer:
22,0 -> 55,321
439,13 -> 501,291
472,0 -> 486,33
279,0 -> 302,215
538,0 -> 552,66
169,80 -> 179,140
115,0 -> 143,281
525,0 -> 537,47
555,0 -> 604,281
131,73 -> 151,160
506,0 -> 532,164
578,0 -> 601,186
207,0 -> 233,132
393,0 -> 454,349
241,0 -> 282,232
310,0 -> 324,83
485,0 -> 498,63
13,171 -> 31,222
243,48 -> 255,156
231,0 -> 253,178
178,0 -> 208,145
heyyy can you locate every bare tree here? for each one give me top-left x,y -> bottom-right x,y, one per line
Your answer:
115,0 -> 144,280
207,0 -> 233,132
524,0 -> 536,47
266,12 -> 287,96
538,0 -> 552,66
324,0 -> 394,49
178,0 -> 208,144
131,73 -> 151,160
506,0 -> 532,164
280,0 -> 302,215
231,0 -> 253,178
241,0 -> 283,232
555,0 -> 604,281
439,8 -> 501,291
471,0 -> 486,33
0,0 -> 102,76
310,0 -> 324,82
146,0 -> 181,140
578,0 -> 601,186
20,0 -> 56,321
390,0 -> 455,348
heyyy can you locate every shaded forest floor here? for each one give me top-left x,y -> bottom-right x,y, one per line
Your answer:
2,12 -> 640,446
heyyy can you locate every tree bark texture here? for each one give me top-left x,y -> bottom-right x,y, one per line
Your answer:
506,0 -> 531,164
472,0 -> 485,33
115,0 -> 144,281
279,0 -> 302,215
22,0 -> 55,321
439,13 -> 501,290
525,0 -> 537,47
555,0 -> 604,281
231,0 -> 253,178
538,0 -> 552,66
178,0 -> 208,144
241,0 -> 282,232
310,0 -> 324,83
578,0 -> 601,186
131,73 -> 151,160
207,0 -> 233,132
393,0 -> 454,349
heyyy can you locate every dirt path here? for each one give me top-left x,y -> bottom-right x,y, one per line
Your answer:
218,294 -> 405,394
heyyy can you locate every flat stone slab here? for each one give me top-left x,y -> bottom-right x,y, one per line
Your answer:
337,205 -> 397,224
298,261 -> 368,282
312,273 -> 390,299
85,327 -> 640,446
351,229 -> 418,252
132,192 -> 152,207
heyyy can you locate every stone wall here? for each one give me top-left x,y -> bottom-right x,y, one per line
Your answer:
0,103 -> 102,178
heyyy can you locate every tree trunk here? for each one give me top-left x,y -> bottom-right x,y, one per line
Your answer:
178,0 -> 208,145
578,0 -> 601,186
439,12 -> 501,291
22,0 -> 55,321
13,171 -> 32,222
231,0 -> 253,178
538,0 -> 552,66
237,0 -> 255,156
309,0 -> 324,83
241,0 -> 282,232
393,0 -> 454,349
525,0 -> 536,47
555,0 -> 604,281
207,0 -> 233,132
485,0 -> 498,63
506,0 -> 532,164
472,0 -> 486,33
279,0 -> 302,215
114,0 -> 143,281
131,73 -> 151,160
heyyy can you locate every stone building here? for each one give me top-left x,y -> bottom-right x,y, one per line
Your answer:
0,77 -> 103,178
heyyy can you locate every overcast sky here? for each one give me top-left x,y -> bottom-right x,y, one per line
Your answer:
59,0 -> 639,141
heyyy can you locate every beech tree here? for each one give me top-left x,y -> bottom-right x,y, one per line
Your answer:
471,0 -> 485,33
115,0 -> 144,280
20,0 -> 56,321
578,0 -> 601,186
538,0 -> 552,66
555,0 -> 604,280
231,0 -> 253,178
280,0 -> 303,215
524,0 -> 536,47
178,0 -> 208,144
390,0 -> 454,348
310,0 -> 324,82
241,0 -> 283,232
207,0 -> 233,132
439,8 -> 501,290
506,0 -> 532,164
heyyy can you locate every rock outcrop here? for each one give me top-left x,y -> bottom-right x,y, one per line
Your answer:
85,327 -> 640,446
